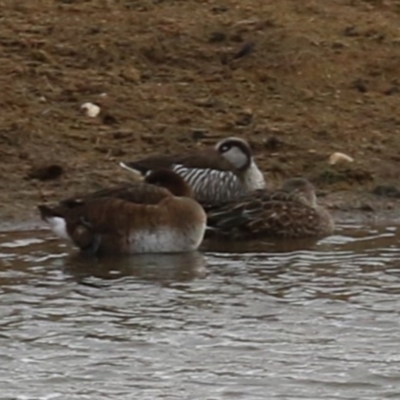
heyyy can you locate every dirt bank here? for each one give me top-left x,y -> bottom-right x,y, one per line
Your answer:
1,0 -> 400,227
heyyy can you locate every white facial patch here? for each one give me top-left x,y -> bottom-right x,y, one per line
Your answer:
46,216 -> 70,240
222,146 -> 248,169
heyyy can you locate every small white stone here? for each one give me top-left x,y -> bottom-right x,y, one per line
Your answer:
329,152 -> 354,165
81,102 -> 101,118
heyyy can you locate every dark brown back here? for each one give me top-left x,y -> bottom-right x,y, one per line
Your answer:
144,169 -> 194,198
124,148 -> 237,174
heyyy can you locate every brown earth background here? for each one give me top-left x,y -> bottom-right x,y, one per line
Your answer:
2,0 -> 400,227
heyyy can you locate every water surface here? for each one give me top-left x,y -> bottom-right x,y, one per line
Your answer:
1,224 -> 400,399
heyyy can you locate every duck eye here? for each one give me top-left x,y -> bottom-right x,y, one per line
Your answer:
220,144 -> 230,152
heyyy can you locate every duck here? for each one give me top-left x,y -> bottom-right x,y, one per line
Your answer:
206,178 -> 334,239
119,137 -> 266,206
38,169 -> 207,255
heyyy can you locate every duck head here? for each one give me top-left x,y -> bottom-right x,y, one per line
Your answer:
215,137 -> 252,171
282,178 -> 317,208
145,169 -> 194,198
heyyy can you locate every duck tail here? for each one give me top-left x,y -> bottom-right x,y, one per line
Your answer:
119,162 -> 145,179
38,205 -> 71,240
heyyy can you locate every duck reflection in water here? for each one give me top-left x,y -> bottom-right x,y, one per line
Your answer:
62,251 -> 208,286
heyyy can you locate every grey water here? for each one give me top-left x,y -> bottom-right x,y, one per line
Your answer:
1,223 -> 400,400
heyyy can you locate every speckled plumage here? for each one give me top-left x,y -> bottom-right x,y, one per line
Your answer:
206,178 -> 334,239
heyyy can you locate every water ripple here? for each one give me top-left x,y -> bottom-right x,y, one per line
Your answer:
0,225 -> 400,399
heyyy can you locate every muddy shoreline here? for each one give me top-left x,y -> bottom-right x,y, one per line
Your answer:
1,1 -> 400,229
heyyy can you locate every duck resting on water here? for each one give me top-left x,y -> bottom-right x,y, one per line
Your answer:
206,178 -> 334,239
38,169 -> 207,255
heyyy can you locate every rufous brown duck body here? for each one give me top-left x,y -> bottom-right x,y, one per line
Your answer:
38,170 -> 207,255
120,137 -> 266,206
206,178 -> 334,239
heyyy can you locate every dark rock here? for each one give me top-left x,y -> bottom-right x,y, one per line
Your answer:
235,113 -> 253,126
383,86 -> 399,96
26,164 -> 64,181
211,5 -> 229,13
232,41 -> 254,60
372,185 -> 400,198
359,203 -> 375,212
351,78 -> 368,93
192,129 -> 208,141
331,41 -> 345,49
263,136 -> 283,151
343,26 -> 359,37
230,33 -> 243,43
102,113 -> 118,125
112,130 -> 133,140
209,32 -> 226,43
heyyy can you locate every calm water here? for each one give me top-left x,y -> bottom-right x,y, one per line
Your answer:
1,224 -> 400,400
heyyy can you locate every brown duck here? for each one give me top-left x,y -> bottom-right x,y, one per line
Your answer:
206,178 -> 334,239
38,170 -> 207,255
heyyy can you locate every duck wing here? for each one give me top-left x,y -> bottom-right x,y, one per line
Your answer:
121,148 -> 236,175
39,193 -> 173,254
59,181 -> 172,208
207,190 -> 326,239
